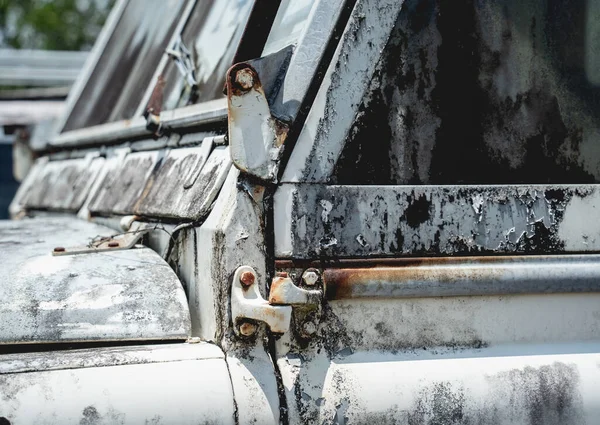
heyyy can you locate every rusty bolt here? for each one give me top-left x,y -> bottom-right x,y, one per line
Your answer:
276,271 -> 288,278
301,321 -> 317,337
53,247 -> 66,253
302,269 -> 319,286
108,241 -> 119,248
235,68 -> 254,91
240,271 -> 255,287
239,321 -> 257,337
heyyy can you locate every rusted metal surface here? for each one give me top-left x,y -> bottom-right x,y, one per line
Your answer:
11,155 -> 105,215
0,217 -> 191,345
268,274 -> 321,306
226,62 -> 289,181
88,149 -> 159,215
274,183 -> 600,258
320,254 -> 600,300
231,266 -> 292,334
51,221 -> 149,256
137,145 -> 231,219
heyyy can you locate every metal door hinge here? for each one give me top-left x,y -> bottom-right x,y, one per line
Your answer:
231,266 -> 322,337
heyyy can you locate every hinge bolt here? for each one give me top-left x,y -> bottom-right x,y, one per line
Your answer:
239,321 -> 257,337
301,321 -> 317,337
240,271 -> 255,287
302,269 -> 319,286
235,68 -> 254,91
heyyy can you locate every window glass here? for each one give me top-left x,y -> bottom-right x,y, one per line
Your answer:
262,0 -> 315,56
62,0 -> 186,132
160,0 -> 255,111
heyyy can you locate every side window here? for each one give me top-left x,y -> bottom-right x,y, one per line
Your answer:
61,0 -> 187,132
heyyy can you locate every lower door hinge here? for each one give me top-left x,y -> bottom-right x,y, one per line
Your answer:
231,266 -> 322,337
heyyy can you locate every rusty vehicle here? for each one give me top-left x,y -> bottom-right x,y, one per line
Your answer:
2,0 -> 600,423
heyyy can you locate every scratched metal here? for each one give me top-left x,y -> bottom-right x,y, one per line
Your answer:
135,145 -> 232,220
321,254 -> 600,300
274,184 -> 600,258
13,156 -> 105,213
0,217 -> 190,344
0,342 -> 224,375
88,149 -> 159,215
88,144 -> 231,220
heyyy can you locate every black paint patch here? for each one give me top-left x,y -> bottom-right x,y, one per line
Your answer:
80,406 -> 101,425
408,382 -> 466,425
403,194 -> 432,228
488,362 -> 585,425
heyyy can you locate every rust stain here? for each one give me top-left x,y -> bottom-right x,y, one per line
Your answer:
268,276 -> 288,304
226,63 -> 262,97
321,257 -> 513,300
145,75 -> 166,118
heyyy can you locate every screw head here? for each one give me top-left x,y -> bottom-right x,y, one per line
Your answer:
239,321 -> 257,337
108,241 -> 119,248
302,269 -> 319,286
235,68 -> 254,91
301,321 -> 317,337
240,271 -> 255,287
53,247 -> 66,253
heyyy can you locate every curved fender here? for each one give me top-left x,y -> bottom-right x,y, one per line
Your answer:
0,343 -> 235,424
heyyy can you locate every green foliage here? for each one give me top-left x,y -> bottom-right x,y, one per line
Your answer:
0,0 -> 115,51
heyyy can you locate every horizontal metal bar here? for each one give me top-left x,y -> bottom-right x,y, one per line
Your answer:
322,254 -> 600,300
50,116 -> 148,147
50,98 -> 227,148
159,98 -> 227,129
0,49 -> 88,67
0,67 -> 81,86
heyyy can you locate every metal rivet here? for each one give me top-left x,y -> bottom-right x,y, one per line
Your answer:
302,321 -> 317,337
235,68 -> 254,91
108,241 -> 119,248
53,247 -> 65,253
302,269 -> 319,286
239,321 -> 257,337
240,271 -> 255,287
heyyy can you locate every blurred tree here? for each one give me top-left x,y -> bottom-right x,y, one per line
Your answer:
0,0 -> 115,51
